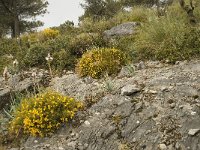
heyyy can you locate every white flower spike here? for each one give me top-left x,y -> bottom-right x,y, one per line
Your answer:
45,53 -> 53,61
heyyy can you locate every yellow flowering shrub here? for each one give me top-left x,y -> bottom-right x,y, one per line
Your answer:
9,91 -> 83,137
21,32 -> 39,44
76,48 -> 127,79
40,28 -> 60,40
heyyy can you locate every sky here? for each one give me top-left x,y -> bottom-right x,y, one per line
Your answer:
38,0 -> 84,29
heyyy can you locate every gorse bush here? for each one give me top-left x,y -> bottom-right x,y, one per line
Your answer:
20,28 -> 59,44
40,28 -> 60,41
76,48 -> 127,79
9,91 -> 83,137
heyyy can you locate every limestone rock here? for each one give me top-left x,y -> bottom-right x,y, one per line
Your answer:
188,129 -> 200,136
158,144 -> 167,150
6,60 -> 200,150
121,84 -> 141,96
104,22 -> 140,39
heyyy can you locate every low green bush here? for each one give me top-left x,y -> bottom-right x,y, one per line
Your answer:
0,56 -> 13,74
79,17 -> 112,33
0,38 -> 21,57
52,49 -> 76,72
111,6 -> 155,24
22,43 -> 49,67
69,33 -> 106,56
133,3 -> 200,63
109,35 -> 137,60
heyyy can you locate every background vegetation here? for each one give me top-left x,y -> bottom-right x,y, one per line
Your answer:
1,0 -> 200,141
1,0 -> 199,75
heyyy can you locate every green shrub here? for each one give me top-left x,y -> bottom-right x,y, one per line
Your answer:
79,17 -> 112,33
111,6 -> 155,24
69,33 -> 106,56
0,56 -> 13,74
133,3 -> 200,62
20,32 -> 39,45
76,47 -> 127,79
9,91 -> 83,137
45,35 -> 70,52
109,35 -> 137,60
52,49 -> 76,72
22,43 -> 48,67
0,38 -> 21,57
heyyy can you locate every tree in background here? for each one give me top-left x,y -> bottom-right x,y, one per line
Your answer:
80,0 -> 123,21
80,0 -> 165,21
0,3 -> 12,37
121,0 -> 157,7
0,0 -> 48,38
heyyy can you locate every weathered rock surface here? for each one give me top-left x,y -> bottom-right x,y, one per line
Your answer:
188,129 -> 200,136
8,60 -> 200,150
121,84 -> 141,96
103,22 -> 139,39
0,69 -> 50,110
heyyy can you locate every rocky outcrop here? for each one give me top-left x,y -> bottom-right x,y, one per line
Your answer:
0,69 -> 50,110
103,22 -> 140,39
10,60 -> 200,150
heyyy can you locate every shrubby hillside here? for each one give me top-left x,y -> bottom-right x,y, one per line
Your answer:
0,0 -> 200,149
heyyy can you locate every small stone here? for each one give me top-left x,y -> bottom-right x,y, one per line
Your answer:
145,130 -> 151,134
84,120 -> 90,126
132,138 -> 136,143
136,120 -> 140,124
44,144 -> 50,147
179,105 -> 184,109
159,143 -> 167,150
137,61 -> 146,70
170,103 -> 176,108
175,61 -> 180,65
34,140 -> 38,143
190,111 -> 196,115
58,147 -> 64,150
188,129 -> 200,136
165,59 -> 170,63
146,90 -> 157,94
95,112 -> 100,115
70,132 -> 75,136
121,84 -> 141,96
161,87 -> 168,92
